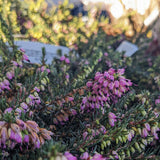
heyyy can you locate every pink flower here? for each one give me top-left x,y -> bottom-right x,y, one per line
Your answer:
14,132 -> 22,143
114,80 -> 119,88
80,152 -> 89,160
65,58 -> 70,64
17,121 -> 26,131
4,108 -> 13,114
109,119 -> 116,127
0,121 -> 6,127
108,68 -> 115,75
128,132 -> 132,141
20,102 -> 28,110
98,77 -> 104,84
23,54 -> 30,62
144,123 -> 150,131
109,82 -> 114,90
94,72 -> 102,80
12,61 -> 18,66
108,112 -> 117,127
46,69 -> 50,73
85,60 -> 89,65
60,56 -> 65,61
68,97 -> 74,101
92,153 -> 106,160
34,87 -> 40,92
151,127 -> 159,138
82,97 -> 88,104
103,80 -> 108,87
0,82 -> 5,90
98,58 -> 102,62
23,135 -> 29,143
112,151 -> 119,159
117,69 -> 125,75
104,52 -> 108,56
9,129 -> 15,140
119,79 -> 128,86
41,66 -> 46,72
66,74 -> 70,79
29,111 -> 33,117
64,152 -> 77,160
142,128 -> 148,138
1,127 -> 8,145
86,81 -> 93,87
70,109 -> 77,115
20,48 -> 25,52
35,139 -> 40,148
83,132 -> 88,140
100,125 -> 106,134
15,108 -> 22,114
6,71 -> 14,80
108,112 -> 117,119
3,79 -> 9,86
155,99 -> 160,105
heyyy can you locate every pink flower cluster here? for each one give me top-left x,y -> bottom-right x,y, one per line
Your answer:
0,79 -> 10,93
127,123 -> 159,142
81,68 -> 132,112
64,152 -> 77,160
53,108 -> 77,125
108,112 -> 117,127
36,66 -> 50,74
80,152 -> 107,160
60,56 -> 70,64
155,96 -> 160,105
141,123 -> 159,140
0,119 -> 53,150
61,152 -> 107,160
14,66 -> 50,116
27,94 -> 41,106
83,125 -> 106,141
0,52 -> 31,94
6,70 -> 14,80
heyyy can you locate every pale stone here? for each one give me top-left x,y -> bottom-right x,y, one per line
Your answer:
116,41 -> 138,57
2,41 -> 70,64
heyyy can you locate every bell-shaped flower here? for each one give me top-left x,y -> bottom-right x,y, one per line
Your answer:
144,123 -> 150,131
142,128 -> 148,138
23,135 -> 29,143
64,152 -> 77,160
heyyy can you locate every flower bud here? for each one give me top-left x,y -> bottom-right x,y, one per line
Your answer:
144,123 -> 150,131
122,136 -> 127,143
130,147 -> 135,153
101,143 -> 104,150
142,97 -> 146,104
140,143 -> 145,149
79,148 -> 85,152
106,140 -> 111,146
141,139 -> 147,145
142,128 -> 148,138
116,138 -> 119,144
118,136 -> 123,142
126,150 -> 130,157
141,110 -> 146,116
137,128 -> 141,135
135,142 -> 141,152
40,85 -> 45,91
102,141 -> 106,148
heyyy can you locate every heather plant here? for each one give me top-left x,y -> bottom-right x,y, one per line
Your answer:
0,15 -> 53,159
